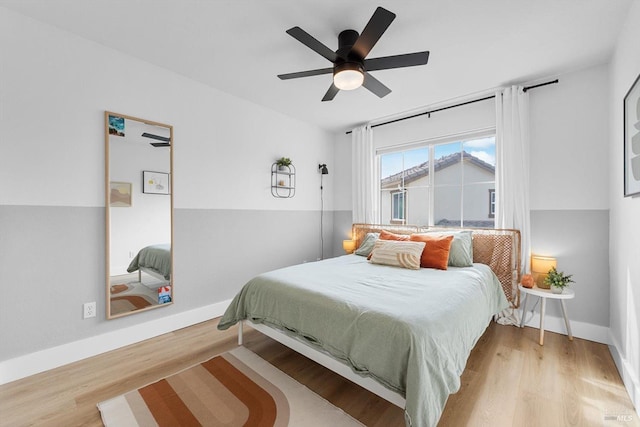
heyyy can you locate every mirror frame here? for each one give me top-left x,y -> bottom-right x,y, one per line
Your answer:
105,111 -> 174,319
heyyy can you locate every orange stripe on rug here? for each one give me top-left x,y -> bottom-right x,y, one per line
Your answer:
97,347 -> 364,427
111,295 -> 152,310
138,379 -> 201,426
201,356 -> 277,427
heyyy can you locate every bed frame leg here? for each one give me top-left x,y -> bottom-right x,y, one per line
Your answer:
238,321 -> 244,346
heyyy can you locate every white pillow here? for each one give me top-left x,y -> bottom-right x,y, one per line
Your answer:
369,240 -> 426,270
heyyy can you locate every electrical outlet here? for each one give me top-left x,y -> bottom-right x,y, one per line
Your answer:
83,302 -> 96,319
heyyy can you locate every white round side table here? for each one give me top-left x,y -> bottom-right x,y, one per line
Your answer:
518,284 -> 575,346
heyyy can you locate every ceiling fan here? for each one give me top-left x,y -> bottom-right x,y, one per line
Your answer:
277,7 -> 430,102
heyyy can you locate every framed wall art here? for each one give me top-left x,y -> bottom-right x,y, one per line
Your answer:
143,170 -> 170,195
109,182 -> 132,207
624,72 -> 640,197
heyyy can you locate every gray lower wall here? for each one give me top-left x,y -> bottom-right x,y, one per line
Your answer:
174,209 -> 334,303
1,205 -> 608,361
0,206 -> 106,361
530,209 -> 609,327
0,205 -> 335,361
331,210 -> 353,258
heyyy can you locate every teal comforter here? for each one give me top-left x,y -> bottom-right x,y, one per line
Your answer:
127,243 -> 171,280
218,255 -> 508,427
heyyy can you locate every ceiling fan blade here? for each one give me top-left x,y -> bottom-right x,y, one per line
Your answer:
321,83 -> 340,102
364,51 -> 430,72
351,7 -> 396,59
362,72 -> 391,98
286,26 -> 338,63
278,67 -> 333,80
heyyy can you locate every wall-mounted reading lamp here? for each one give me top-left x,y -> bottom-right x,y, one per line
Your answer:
319,163 -> 328,259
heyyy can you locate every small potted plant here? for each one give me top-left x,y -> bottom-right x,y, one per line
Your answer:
276,157 -> 292,171
544,266 -> 574,294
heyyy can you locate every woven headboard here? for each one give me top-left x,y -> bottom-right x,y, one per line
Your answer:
352,223 -> 521,307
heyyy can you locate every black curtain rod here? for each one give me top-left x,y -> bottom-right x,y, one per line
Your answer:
345,79 -> 559,135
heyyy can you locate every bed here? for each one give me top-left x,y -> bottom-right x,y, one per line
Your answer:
126,243 -> 171,282
218,224 -> 520,427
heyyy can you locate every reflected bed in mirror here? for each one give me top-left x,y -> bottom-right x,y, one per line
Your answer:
105,111 -> 173,319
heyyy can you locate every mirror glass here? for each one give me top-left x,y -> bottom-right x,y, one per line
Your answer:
105,112 -> 173,319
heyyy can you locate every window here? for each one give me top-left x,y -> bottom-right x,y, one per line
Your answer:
391,191 -> 406,223
488,189 -> 495,218
379,134 -> 495,228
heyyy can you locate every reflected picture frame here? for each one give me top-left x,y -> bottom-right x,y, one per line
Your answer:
624,72 -> 640,197
109,182 -> 132,207
143,170 -> 170,195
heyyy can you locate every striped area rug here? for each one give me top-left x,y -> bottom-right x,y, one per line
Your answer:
98,346 -> 363,427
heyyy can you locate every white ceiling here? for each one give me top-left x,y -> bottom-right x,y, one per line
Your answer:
0,0 -> 633,132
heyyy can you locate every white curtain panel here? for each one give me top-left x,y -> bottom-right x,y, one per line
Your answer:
495,86 -> 531,275
351,124 -> 379,224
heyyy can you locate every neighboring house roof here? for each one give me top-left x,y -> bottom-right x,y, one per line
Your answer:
436,219 -> 495,228
381,151 -> 495,189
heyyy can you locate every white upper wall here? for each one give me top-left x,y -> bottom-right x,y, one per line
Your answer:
0,6 -> 335,211
333,64 -> 610,214
372,99 -> 496,151
608,0 -> 640,399
529,64 -> 610,211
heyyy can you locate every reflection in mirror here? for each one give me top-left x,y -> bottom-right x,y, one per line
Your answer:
105,112 -> 173,319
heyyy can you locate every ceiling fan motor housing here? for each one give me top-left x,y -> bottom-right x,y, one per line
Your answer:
334,29 -> 365,88
336,29 -> 363,64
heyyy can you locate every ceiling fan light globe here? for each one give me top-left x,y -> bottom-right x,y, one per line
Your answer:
334,69 -> 364,90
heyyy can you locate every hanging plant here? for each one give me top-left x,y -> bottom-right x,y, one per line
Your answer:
276,157 -> 292,167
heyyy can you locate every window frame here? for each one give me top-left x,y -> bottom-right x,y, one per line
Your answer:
377,128 -> 496,228
488,189 -> 496,218
390,189 -> 406,224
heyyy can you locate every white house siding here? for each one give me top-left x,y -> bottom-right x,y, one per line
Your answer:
380,158 -> 494,226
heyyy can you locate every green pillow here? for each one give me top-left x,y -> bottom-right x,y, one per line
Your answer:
354,232 -> 379,257
422,230 -> 473,267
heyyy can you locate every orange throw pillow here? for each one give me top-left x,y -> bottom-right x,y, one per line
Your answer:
379,230 -> 411,241
410,234 -> 454,270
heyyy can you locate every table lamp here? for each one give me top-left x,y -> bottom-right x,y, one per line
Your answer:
531,255 -> 557,289
343,239 -> 356,254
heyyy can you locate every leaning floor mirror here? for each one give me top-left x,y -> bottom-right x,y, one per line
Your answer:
105,111 -> 174,319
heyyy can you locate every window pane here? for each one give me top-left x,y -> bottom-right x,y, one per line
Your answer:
380,189 -> 394,224
380,152 -> 404,183
434,142 -> 462,187
434,185 -> 461,227
392,192 -> 405,221
463,137 -> 496,165
490,189 -> 496,217
463,183 -> 495,228
405,186 -> 429,226
380,148 -> 428,225
403,146 -> 429,176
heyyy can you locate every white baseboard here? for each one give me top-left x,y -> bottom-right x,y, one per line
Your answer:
0,299 -> 232,385
609,335 -> 640,411
520,311 -> 611,344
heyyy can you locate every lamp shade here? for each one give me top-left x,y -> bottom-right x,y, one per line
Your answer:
342,239 -> 356,254
531,255 -> 557,288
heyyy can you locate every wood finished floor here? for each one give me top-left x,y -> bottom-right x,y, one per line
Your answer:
0,319 -> 636,427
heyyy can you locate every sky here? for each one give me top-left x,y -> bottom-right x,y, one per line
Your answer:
380,136 -> 496,179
